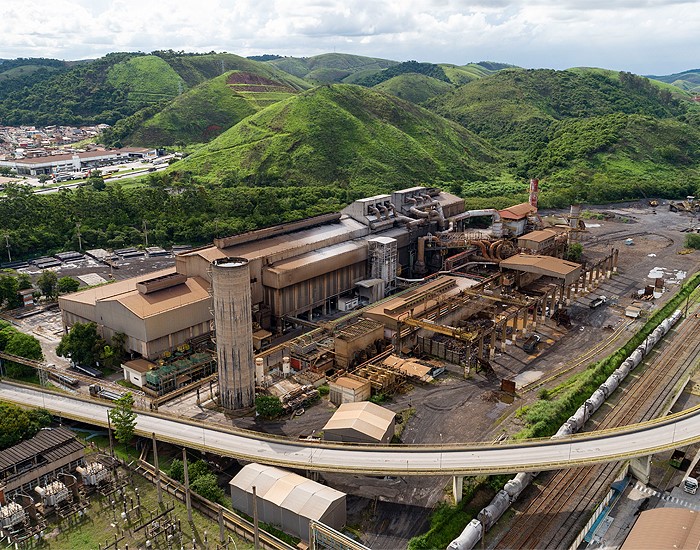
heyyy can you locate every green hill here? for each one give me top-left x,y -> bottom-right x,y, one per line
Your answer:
156,51 -> 310,89
353,60 -> 508,88
268,53 -> 398,83
374,73 -> 454,104
0,52 -> 310,127
521,113 -> 700,206
115,71 -> 300,146
647,69 -> 700,93
106,55 -> 185,106
427,68 -> 686,154
174,84 -> 502,190
440,62 -> 512,85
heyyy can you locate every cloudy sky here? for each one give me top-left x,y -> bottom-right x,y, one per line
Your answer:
1,0 -> 697,75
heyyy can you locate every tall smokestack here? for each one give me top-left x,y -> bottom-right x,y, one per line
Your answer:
211,257 -> 255,409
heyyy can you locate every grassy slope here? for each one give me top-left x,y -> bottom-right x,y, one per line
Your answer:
164,53 -> 311,90
106,55 -> 185,105
439,63 -> 503,85
647,68 -> 700,93
126,71 -> 298,146
175,84 -> 502,190
268,53 -> 398,83
374,73 -> 454,104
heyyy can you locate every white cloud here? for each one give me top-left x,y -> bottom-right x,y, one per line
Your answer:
0,0 -> 697,74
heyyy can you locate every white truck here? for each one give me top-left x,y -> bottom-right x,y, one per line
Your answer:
683,476 -> 698,494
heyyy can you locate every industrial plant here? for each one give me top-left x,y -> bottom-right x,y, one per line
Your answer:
58,181 -> 620,418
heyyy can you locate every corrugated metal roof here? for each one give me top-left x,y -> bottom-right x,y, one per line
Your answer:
331,377 -> 369,390
230,464 -> 345,521
500,254 -> 581,277
0,427 -> 83,472
59,268 -> 176,305
123,358 -> 156,373
519,229 -> 558,243
322,402 -> 395,441
499,203 -> 536,220
105,276 -> 211,319
621,507 -> 700,549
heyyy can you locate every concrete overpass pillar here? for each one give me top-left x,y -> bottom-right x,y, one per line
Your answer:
501,323 -> 508,352
613,248 -> 619,273
629,455 -> 652,485
489,331 -> 497,360
453,476 -> 464,504
307,470 -> 320,482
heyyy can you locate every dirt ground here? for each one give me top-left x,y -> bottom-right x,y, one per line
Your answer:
8,201 -> 700,549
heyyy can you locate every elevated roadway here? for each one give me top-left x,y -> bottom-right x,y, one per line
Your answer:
2,381 -> 700,476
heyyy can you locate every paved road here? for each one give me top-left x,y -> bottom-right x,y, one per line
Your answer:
3,382 -> 700,476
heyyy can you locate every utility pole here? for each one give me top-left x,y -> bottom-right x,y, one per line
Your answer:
143,220 -> 148,247
4,234 -> 11,263
75,222 -> 82,251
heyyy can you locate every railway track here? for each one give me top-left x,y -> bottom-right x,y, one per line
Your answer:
495,313 -> 700,549
521,319 -> 632,394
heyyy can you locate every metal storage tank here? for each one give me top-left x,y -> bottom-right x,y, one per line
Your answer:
212,257 -> 255,409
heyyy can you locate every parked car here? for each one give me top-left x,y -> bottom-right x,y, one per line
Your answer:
523,334 -> 541,353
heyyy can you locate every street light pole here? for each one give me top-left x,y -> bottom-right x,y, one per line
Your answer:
4,234 -> 11,263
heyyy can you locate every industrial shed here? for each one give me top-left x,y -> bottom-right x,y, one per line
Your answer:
328,376 -> 371,406
0,427 -> 84,498
500,254 -> 582,287
621,507 -> 700,549
322,401 -> 395,444
229,464 -> 346,541
59,269 -> 212,360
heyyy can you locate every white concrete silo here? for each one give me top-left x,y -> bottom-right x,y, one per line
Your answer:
211,257 -> 255,409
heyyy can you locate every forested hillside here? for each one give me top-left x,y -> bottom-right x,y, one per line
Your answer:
427,68 -> 683,154
0,51 -> 308,127
175,84 -> 502,190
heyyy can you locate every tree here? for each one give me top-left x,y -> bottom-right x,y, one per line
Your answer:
38,174 -> 52,185
255,395 -> 283,419
188,459 -> 210,482
0,402 -> 51,450
16,273 -> 32,291
190,473 -> 225,504
108,392 -> 137,445
4,331 -> 43,379
0,274 -> 20,309
57,321 -> 104,369
169,458 -> 184,482
37,270 -> 58,301
565,242 -> 583,263
90,174 -> 106,191
57,276 -> 80,294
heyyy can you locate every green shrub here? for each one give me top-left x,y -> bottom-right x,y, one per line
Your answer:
685,233 -> 700,250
